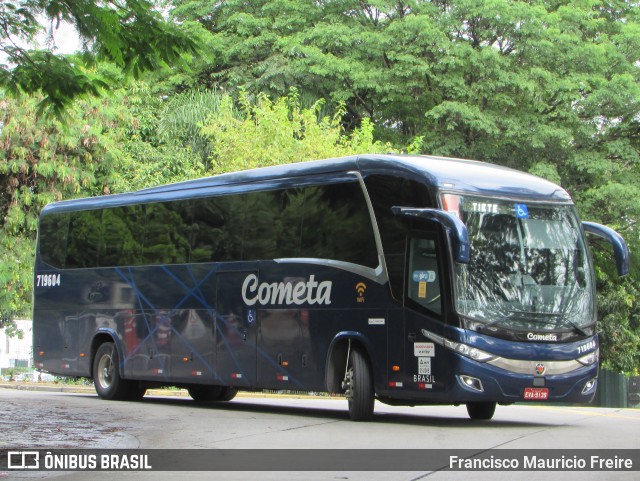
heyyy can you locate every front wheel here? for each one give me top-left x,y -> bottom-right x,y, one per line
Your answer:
343,349 -> 374,421
93,342 -> 132,401
466,401 -> 496,420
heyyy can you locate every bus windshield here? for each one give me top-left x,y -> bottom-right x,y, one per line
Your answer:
442,194 -> 594,332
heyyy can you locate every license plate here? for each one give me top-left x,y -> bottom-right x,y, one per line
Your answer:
523,387 -> 549,400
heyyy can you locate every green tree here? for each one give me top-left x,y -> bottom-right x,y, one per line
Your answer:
0,0 -> 198,115
0,92 -> 127,319
201,90 -> 392,173
0,81 -> 206,336
172,0 -> 640,372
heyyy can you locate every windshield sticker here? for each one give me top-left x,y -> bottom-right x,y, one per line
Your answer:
515,203 -> 529,219
418,282 -> 427,298
469,202 -> 499,214
413,270 -> 436,282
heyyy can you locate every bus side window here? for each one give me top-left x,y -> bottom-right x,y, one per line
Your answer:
407,238 -> 442,315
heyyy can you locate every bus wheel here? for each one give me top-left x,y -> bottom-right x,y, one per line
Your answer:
93,342 -> 131,401
343,349 -> 374,421
466,401 -> 496,420
188,386 -> 223,402
218,387 -> 237,402
127,385 -> 147,401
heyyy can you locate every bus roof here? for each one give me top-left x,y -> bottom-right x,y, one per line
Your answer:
41,154 -> 572,214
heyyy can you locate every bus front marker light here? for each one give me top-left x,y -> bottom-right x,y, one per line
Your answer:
459,375 -> 484,392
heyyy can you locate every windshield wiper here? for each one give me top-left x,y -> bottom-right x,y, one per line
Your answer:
566,320 -> 589,337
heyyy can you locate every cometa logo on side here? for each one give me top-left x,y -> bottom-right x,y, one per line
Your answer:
242,274 -> 332,306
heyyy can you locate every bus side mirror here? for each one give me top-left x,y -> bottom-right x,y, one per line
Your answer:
582,221 -> 630,277
391,206 -> 470,263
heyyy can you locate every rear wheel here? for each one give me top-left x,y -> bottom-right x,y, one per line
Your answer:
466,401 -> 496,420
93,342 -> 132,401
218,387 -> 237,401
343,349 -> 374,421
188,385 -> 223,402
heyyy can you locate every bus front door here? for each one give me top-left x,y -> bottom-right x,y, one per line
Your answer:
403,235 -> 449,395
215,270 -> 258,387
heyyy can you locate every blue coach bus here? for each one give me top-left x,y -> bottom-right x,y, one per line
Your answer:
33,154 -> 629,421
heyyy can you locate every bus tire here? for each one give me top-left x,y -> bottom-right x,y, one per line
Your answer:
466,401 -> 496,420
345,349 -> 374,421
93,342 -> 131,401
188,385 -> 223,402
127,385 -> 147,401
218,387 -> 237,402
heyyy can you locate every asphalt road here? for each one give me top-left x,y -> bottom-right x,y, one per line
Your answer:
1,385 -> 639,481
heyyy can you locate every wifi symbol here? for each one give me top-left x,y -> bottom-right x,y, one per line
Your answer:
356,282 -> 367,300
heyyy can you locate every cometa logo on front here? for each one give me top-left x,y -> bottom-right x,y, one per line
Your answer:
527,332 -> 558,342
242,274 -> 332,306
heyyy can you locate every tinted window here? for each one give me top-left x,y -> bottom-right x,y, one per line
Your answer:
65,210 -> 102,268
407,237 -> 442,315
100,206 -> 145,267
39,213 -> 70,268
143,201 -> 191,265
192,195 -> 245,262
300,183 -> 378,267
39,180 -> 379,269
364,175 -> 431,298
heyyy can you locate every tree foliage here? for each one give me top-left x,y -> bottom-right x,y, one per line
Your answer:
170,0 -> 640,372
202,90 -> 392,173
0,92 -> 125,322
1,0 -> 639,371
0,0 -> 199,115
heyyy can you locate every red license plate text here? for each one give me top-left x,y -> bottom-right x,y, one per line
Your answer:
523,387 -> 549,400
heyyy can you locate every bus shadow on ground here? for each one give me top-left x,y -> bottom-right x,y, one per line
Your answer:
97,394 -> 552,429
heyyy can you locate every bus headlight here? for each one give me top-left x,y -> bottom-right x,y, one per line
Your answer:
422,329 -> 496,362
577,349 -> 599,366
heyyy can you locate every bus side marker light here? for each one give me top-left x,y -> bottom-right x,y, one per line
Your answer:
183,357 -> 189,362
38,351 -> 45,356
392,365 -> 400,372
388,381 -> 403,388
192,371 -> 202,376
80,353 -> 85,358
231,373 -> 242,379
277,375 -> 289,381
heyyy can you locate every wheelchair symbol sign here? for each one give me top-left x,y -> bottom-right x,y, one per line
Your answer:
246,309 -> 256,326
515,204 -> 529,219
